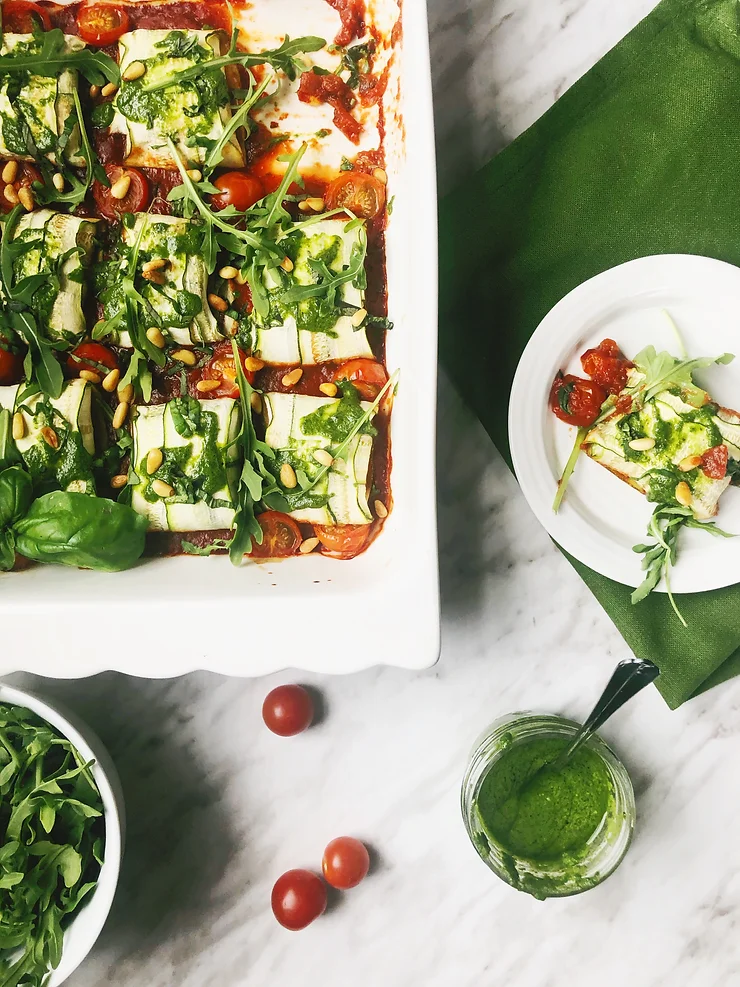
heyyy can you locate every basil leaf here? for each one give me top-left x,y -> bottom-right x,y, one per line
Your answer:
557,382 -> 574,415
170,395 -> 201,437
0,466 -> 32,528
0,529 -> 15,571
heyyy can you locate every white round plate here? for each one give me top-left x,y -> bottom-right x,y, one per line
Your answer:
509,254 -> 740,593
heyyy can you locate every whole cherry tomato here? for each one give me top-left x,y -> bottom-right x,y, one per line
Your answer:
549,374 -> 606,428
322,837 -> 370,890
262,684 -> 314,736
271,870 -> 327,931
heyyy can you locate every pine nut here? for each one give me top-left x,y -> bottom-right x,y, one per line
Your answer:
112,401 -> 129,429
280,463 -> 297,489
236,269 -> 248,284
628,437 -> 655,451
118,383 -> 134,404
224,315 -> 238,335
219,265 -> 238,280
281,367 -> 303,387
374,499 -> 388,518
307,197 -> 325,212
186,168 -> 202,182
89,84 -> 100,98
110,474 -> 128,489
102,368 -> 120,392
250,392 -> 262,413
280,256 -> 294,272
18,186 -> 34,211
79,369 -> 101,384
142,257 -> 167,273
101,82 -> 118,98
146,448 -> 163,474
207,293 -> 229,313
142,269 -> 165,284
11,412 -> 24,440
110,174 -> 131,199
675,481 -> 693,507
41,426 -> 58,449
313,449 -> 333,467
2,160 -> 17,183
298,200 -> 311,212
152,479 -> 174,498
678,455 -> 703,472
3,185 -> 17,205
146,326 -> 166,349
245,356 -> 264,372
319,382 -> 338,397
373,167 -> 388,185
299,537 -> 320,554
196,379 -> 221,393
171,348 -> 196,366
122,60 -> 146,82
52,172 -> 65,192
350,307 -> 367,327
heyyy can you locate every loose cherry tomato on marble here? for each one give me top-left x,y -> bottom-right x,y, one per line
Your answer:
211,172 -> 265,211
66,342 -> 118,376
313,523 -> 371,558
0,342 -> 24,386
93,165 -> 150,221
262,684 -> 314,736
2,1 -> 51,32
322,837 -> 370,890
332,358 -> 388,401
549,373 -> 606,428
271,870 -> 327,931
76,3 -> 130,45
325,171 -> 386,219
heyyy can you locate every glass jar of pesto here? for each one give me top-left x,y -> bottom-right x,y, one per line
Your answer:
461,712 -> 635,899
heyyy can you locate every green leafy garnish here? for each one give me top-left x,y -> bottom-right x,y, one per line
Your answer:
181,538 -> 232,556
552,426 -> 587,513
35,90 -> 108,210
0,29 -> 119,85
630,346 -> 734,409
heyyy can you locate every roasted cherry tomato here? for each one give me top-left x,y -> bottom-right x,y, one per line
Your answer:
66,342 -> 118,376
262,684 -> 314,737
76,3 -> 130,45
549,373 -> 606,427
2,1 -> 51,32
212,172 -> 265,212
314,523 -> 371,558
701,444 -> 729,479
580,338 -> 633,396
0,343 -> 24,386
197,341 -> 254,399
325,171 -> 386,219
93,165 -> 150,221
271,870 -> 327,931
249,511 -> 302,559
322,837 -> 370,890
332,358 -> 388,402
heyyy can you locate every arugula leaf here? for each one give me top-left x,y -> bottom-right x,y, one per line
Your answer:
0,29 -> 119,85
280,229 -> 367,304
181,537 -> 233,555
35,90 -> 107,210
338,40 -> 375,88
631,346 -> 734,407
11,311 -> 63,399
203,69 -> 274,176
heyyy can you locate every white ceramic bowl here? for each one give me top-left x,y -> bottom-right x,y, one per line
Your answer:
0,684 -> 125,986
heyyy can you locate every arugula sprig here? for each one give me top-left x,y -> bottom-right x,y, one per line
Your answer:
0,29 -> 118,85
35,91 -> 108,210
200,68 -> 274,177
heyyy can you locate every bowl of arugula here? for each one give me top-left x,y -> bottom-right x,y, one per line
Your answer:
0,684 -> 124,986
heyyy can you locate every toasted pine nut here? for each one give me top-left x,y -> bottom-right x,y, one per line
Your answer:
12,412 -> 25,441
122,60 -> 146,82
146,326 -> 166,349
79,369 -> 101,384
319,382 -> 338,397
110,474 -> 128,489
89,84 -> 100,98
224,315 -> 238,336
146,448 -> 163,474
281,367 -> 303,387
207,293 -> 229,313
113,401 -> 129,430
280,256 -> 294,272
298,200 -> 311,213
171,348 -> 196,366
374,499 -> 388,518
196,379 -> 221,393
110,174 -> 131,199
101,82 -> 118,98
117,383 -> 134,404
373,167 -> 388,185
675,481 -> 693,507
102,368 -> 120,392
142,269 -> 165,285
350,307 -> 367,327
41,426 -> 58,449
2,160 -> 17,184
3,184 -> 17,205
186,168 -> 202,182
142,257 -> 167,273
152,479 -> 174,498
678,455 -> 703,472
52,172 -> 65,192
307,197 -> 325,212
245,356 -> 264,372
628,437 -> 655,451
313,449 -> 333,467
219,265 -> 238,280
280,462 -> 297,488
18,186 -> 34,211
236,269 -> 248,284
250,392 -> 262,413
299,537 -> 320,554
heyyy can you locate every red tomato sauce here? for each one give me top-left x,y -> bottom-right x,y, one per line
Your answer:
580,338 -> 633,396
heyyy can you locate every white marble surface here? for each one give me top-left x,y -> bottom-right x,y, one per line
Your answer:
10,0 -> 740,984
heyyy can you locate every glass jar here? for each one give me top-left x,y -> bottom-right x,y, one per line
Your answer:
461,712 -> 635,899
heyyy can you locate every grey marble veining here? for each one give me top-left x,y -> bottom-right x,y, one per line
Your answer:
9,0 -> 740,984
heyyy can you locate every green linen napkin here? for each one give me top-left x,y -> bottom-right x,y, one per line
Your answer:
438,0 -> 740,708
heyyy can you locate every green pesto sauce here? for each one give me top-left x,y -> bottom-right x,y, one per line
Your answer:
475,736 -> 613,866
279,233 -> 343,334
300,382 -> 376,443
142,409 -> 227,504
23,427 -> 94,495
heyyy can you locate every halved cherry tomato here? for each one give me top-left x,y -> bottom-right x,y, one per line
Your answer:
2,1 -> 51,32
314,523 -> 371,558
0,343 -> 24,386
271,870 -> 327,931
250,511 -> 302,559
76,3 -> 130,45
66,342 -> 118,376
581,338 -> 632,396
332,358 -> 388,401
92,165 -> 150,221
212,172 -> 265,212
197,341 -> 254,399
322,837 -> 370,890
701,444 -> 728,479
325,171 -> 386,219
549,373 -> 606,428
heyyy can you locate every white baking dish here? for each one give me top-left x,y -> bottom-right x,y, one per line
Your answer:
0,0 -> 440,677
